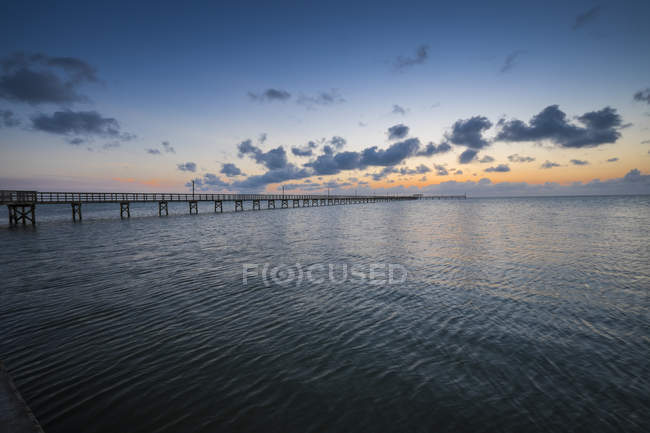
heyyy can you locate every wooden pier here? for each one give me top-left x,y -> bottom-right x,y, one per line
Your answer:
1,190 -> 466,226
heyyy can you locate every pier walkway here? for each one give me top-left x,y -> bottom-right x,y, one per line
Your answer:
1,190 -> 466,225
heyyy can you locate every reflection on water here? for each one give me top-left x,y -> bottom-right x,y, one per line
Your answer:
1,196 -> 648,432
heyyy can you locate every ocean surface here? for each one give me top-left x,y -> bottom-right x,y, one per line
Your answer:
1,196 -> 648,433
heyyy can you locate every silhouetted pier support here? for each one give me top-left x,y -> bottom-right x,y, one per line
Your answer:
267,199 -> 275,209
252,199 -> 261,210
120,201 -> 130,219
292,199 -> 299,208
214,200 -> 222,213
281,199 -> 288,208
71,202 -> 82,222
235,200 -> 243,211
7,204 -> 35,226
303,199 -> 309,207
189,200 -> 198,214
159,201 -> 168,216
327,198 -> 333,205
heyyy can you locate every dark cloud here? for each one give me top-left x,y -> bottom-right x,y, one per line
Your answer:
177,162 -> 197,172
360,138 -> 421,166
540,160 -> 561,169
369,167 -> 398,181
31,110 -> 134,140
500,50 -> 526,73
237,139 -> 288,169
392,104 -> 407,115
479,155 -> 495,163
496,105 -> 623,148
387,123 -> 409,140
455,170 -> 463,175
232,164 -> 310,190
329,136 -> 346,149
161,141 -> 175,153
447,116 -> 492,149
67,137 -> 85,145
570,159 -> 589,165
573,6 -> 600,30
186,173 -> 230,191
297,89 -> 345,108
306,150 -> 363,175
399,164 -> 431,176
508,154 -> 535,163
458,149 -> 478,164
146,148 -> 162,155
484,164 -> 510,173
221,162 -> 243,177
0,52 -> 97,105
0,109 -> 20,127
607,157 -> 618,162
416,141 -> 452,157
641,140 -> 650,144
434,164 -> 449,176
291,141 -> 318,157
258,133 -> 267,143
394,45 -> 429,70
633,88 -> 650,105
248,88 -> 291,102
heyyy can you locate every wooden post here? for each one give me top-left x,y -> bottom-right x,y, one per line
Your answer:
253,199 -> 260,210
267,199 -> 275,209
235,200 -> 243,211
214,200 -> 222,213
159,201 -> 168,216
189,201 -> 198,214
71,202 -> 82,222
120,202 -> 130,219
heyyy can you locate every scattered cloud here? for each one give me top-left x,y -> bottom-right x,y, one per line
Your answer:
541,160 -> 561,169
177,162 -> 197,172
232,164 -> 310,190
633,88 -> 650,105
0,52 -> 97,105
31,110 -> 134,141
573,5 -> 600,30
479,155 -> 495,163
330,136 -> 346,149
447,116 -> 492,149
258,133 -> 267,143
394,45 -> 429,70
369,167 -> 398,181
399,164 -> 431,176
458,149 -> 478,164
496,105 -> 623,148
484,164 -> 510,172
500,50 -> 526,73
186,173 -> 230,191
248,88 -> 291,102
161,141 -> 175,153
392,104 -> 407,115
570,159 -> 589,165
606,157 -> 619,162
360,138 -> 421,167
146,148 -> 161,155
221,162 -> 243,177
434,164 -> 449,176
508,154 -> 535,163
237,139 -> 288,169
297,89 -> 345,108
0,109 -> 20,127
387,123 -> 409,140
641,139 -> 650,144
455,170 -> 463,175
291,141 -> 318,157
416,141 -> 452,157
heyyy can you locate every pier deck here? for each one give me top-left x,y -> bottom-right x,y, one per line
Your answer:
1,190 -> 466,225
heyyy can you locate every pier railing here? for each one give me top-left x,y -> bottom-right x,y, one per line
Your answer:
0,190 -> 421,204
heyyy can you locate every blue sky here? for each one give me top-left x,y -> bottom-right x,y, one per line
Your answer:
1,0 -> 649,195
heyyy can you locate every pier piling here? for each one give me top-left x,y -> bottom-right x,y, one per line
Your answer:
120,202 -> 130,219
71,202 -> 82,222
159,200 -> 168,216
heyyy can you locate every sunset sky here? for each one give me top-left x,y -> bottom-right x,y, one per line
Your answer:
1,0 -> 649,196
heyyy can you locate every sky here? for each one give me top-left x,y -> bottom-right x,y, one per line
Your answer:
1,0 -> 650,196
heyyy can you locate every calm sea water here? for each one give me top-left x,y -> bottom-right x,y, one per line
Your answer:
1,196 -> 648,432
